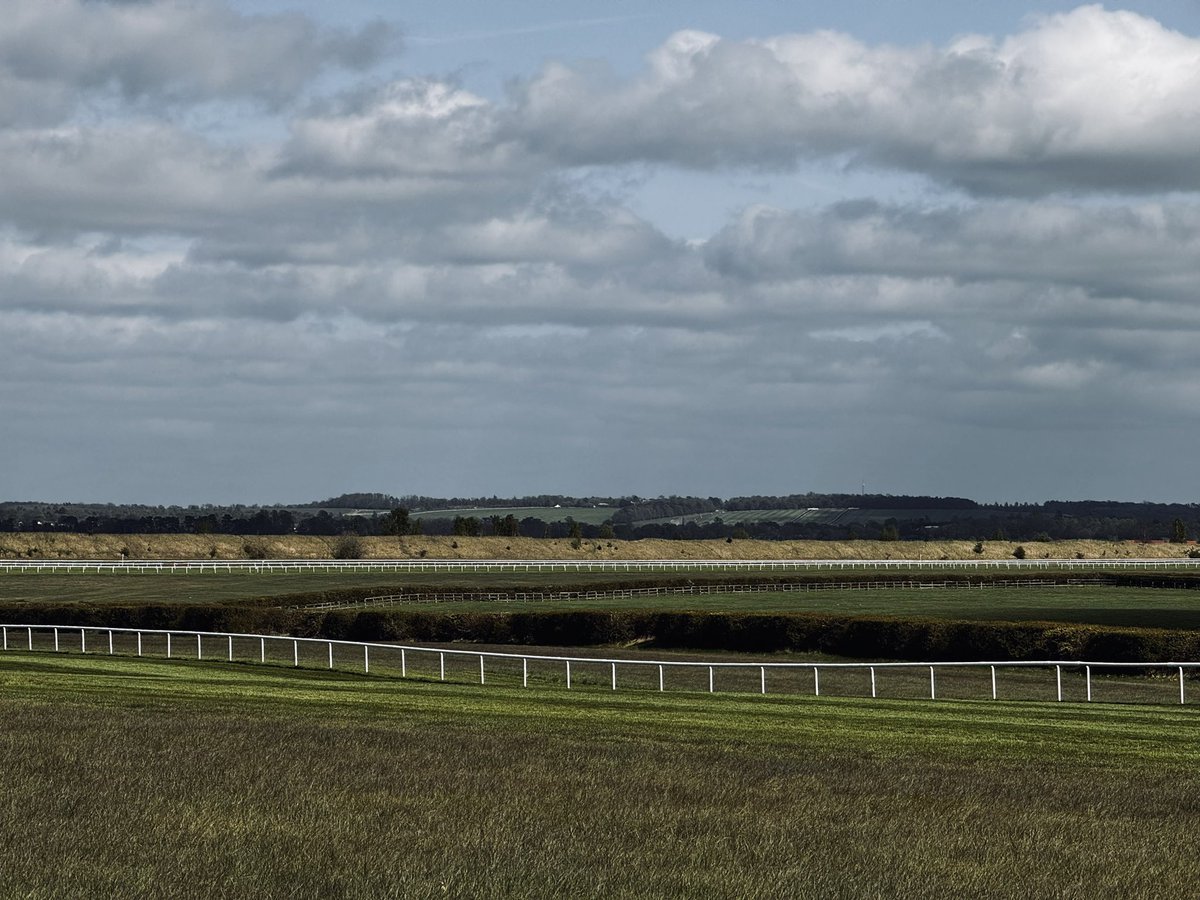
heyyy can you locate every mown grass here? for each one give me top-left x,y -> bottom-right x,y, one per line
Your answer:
2,652 -> 1199,898
5,573 -> 1200,624
390,585 -> 1200,630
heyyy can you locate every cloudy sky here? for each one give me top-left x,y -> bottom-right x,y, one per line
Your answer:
4,1 -> 1200,505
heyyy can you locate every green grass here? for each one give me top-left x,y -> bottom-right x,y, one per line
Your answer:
2,652 -> 1199,898
330,585 -> 1200,630
5,572 -> 1200,632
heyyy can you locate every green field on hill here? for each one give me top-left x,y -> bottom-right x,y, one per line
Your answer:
1,652 -> 1197,898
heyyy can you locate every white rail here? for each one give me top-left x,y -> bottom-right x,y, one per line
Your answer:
1,623 -> 1196,707
1,557 -> 1199,575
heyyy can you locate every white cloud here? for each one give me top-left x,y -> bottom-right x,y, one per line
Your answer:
508,5 -> 1200,194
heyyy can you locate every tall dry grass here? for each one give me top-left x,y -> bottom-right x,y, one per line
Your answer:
0,531 -> 1193,561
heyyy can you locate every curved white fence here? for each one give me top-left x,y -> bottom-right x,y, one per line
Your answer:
2,557 -> 1199,575
1,623 -> 1196,707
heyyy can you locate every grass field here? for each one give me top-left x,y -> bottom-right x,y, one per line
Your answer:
363,585 -> 1200,630
5,573 -> 1200,632
2,652 -> 1198,898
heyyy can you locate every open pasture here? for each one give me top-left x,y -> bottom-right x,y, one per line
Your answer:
2,651 -> 1199,898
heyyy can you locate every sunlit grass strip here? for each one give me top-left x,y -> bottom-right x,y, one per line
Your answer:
2,622 -> 1197,707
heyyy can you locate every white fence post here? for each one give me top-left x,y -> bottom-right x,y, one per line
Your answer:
27,626 -> 32,651
165,632 -> 170,658
929,666 -> 936,700
708,666 -> 714,693
400,648 -> 406,678
440,652 -> 445,682
480,655 -> 485,684
611,662 -> 616,691
870,666 -> 876,699
1180,667 -> 1186,705
108,630 -> 114,655
196,633 -> 202,660
260,637 -> 265,663
228,635 -> 233,662
1056,665 -> 1062,702
813,666 -> 820,697
364,645 -> 369,674
53,627 -> 59,652
566,660 -> 571,689
659,664 -> 664,692
292,640 -> 298,667
2,626 -> 6,651
523,657 -> 528,688
137,632 -> 142,657
327,642 -> 333,670
761,666 -> 766,695
1086,665 -> 1092,702
991,665 -> 997,700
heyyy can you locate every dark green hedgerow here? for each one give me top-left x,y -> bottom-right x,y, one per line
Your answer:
5,602 -> 1200,663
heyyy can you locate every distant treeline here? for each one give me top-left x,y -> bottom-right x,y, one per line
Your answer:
4,494 -> 1200,542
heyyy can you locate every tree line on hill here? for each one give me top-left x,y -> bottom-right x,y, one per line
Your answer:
3,495 -> 1200,543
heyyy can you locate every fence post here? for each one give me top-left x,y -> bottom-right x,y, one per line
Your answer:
27,626 -> 32,651
1180,667 -> 1186,705
523,657 -> 528,688
107,630 -> 114,655
196,633 -> 202,660
566,660 -> 571,689
761,666 -> 766,695
659,664 -> 664,692
2,626 -> 6,651
708,666 -> 714,694
53,627 -> 59,652
401,648 -> 406,678
814,666 -> 820,697
991,665 -> 997,700
364,645 -> 369,675
870,666 -> 876,699
440,652 -> 445,681
137,632 -> 142,657
929,666 -> 936,700
260,637 -> 265,664
228,635 -> 233,662
480,655 -> 485,684
293,640 -> 298,667
328,642 -> 333,670
1086,665 -> 1092,702
165,632 -> 170,658
1056,665 -> 1062,702
611,662 -> 616,691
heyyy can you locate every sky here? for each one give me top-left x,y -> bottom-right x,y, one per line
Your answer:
4,1 -> 1200,505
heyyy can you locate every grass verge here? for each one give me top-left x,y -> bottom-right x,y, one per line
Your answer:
2,653 -> 1199,898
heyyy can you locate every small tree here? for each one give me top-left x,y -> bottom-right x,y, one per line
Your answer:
972,541 -> 984,555
1012,545 -> 1026,560
383,507 -> 410,537
1170,518 -> 1188,544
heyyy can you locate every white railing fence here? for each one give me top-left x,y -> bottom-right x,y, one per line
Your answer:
1,623 -> 1197,707
2,557 -> 1200,575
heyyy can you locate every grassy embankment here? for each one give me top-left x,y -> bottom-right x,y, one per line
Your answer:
2,652 -> 1198,898
1,532 -> 1192,561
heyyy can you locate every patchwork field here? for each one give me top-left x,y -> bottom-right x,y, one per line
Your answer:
1,652 -> 1197,898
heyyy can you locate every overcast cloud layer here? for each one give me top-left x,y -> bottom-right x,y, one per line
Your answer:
4,1 -> 1200,504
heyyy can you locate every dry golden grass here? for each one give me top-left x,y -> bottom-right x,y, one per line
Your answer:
0,532 -> 1192,561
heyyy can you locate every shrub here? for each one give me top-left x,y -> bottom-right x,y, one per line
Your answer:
1013,546 -> 1026,559
242,540 -> 269,560
332,534 -> 364,560
972,542 -> 984,555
